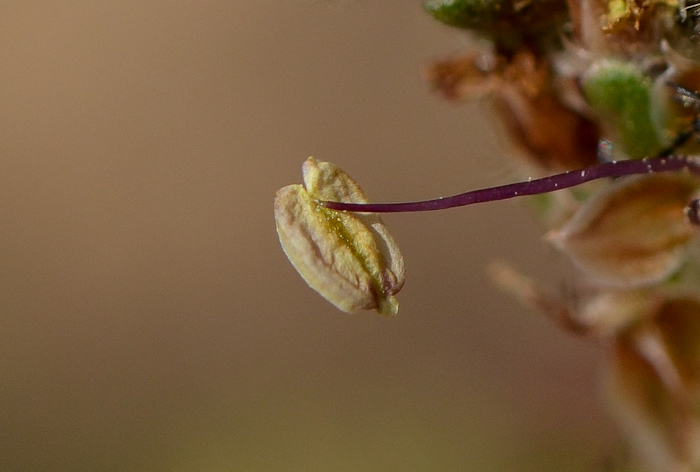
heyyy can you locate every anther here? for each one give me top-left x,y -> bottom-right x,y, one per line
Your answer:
685,198 -> 700,226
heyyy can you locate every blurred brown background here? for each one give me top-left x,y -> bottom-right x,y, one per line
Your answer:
0,2 -> 618,471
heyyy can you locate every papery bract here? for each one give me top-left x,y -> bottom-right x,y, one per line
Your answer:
549,173 -> 699,287
605,299 -> 700,471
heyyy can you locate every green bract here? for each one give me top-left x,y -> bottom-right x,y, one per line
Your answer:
584,61 -> 664,160
422,0 -> 503,29
422,0 -> 568,51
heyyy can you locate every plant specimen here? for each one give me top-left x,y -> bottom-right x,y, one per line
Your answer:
275,1 -> 700,470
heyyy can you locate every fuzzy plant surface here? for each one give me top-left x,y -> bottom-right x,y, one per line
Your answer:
275,1 -> 700,470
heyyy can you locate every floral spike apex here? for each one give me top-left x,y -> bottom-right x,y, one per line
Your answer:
273,1 -> 700,467
274,157 -> 405,315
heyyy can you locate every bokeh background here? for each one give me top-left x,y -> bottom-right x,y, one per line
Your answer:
0,2 -> 620,471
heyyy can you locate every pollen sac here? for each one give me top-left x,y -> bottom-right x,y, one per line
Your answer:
274,157 -> 405,315
548,173 -> 699,288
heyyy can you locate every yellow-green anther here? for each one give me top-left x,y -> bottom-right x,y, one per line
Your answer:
274,157 -> 405,315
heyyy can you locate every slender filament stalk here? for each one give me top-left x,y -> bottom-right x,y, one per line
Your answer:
322,156 -> 700,213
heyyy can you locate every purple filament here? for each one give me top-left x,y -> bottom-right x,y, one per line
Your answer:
322,155 -> 700,213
